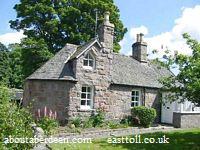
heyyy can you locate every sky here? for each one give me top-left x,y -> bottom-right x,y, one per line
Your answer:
114,0 -> 200,58
0,0 -> 200,58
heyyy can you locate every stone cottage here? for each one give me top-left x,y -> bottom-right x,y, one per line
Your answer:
23,12 -> 171,124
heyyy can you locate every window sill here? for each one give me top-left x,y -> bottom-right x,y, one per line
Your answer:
83,66 -> 94,70
78,108 -> 95,112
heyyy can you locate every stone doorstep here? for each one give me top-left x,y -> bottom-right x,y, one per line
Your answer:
53,125 -> 176,139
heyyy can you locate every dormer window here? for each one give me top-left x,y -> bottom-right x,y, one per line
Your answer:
83,52 -> 95,69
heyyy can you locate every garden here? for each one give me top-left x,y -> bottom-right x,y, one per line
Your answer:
51,105 -> 157,135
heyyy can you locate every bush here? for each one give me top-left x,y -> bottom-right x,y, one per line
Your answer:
70,109 -> 105,129
82,118 -> 93,128
36,116 -> 58,135
107,121 -> 119,129
90,109 -> 105,127
131,106 -> 156,128
120,116 -> 132,126
0,86 -> 34,149
70,117 -> 82,128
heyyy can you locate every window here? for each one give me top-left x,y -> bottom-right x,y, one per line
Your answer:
80,86 -> 93,110
131,90 -> 141,107
83,53 -> 94,68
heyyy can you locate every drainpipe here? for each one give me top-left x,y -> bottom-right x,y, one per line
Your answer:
143,88 -> 146,106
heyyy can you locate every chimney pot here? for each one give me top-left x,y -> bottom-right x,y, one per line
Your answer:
136,34 -> 140,42
139,33 -> 144,42
104,11 -> 110,22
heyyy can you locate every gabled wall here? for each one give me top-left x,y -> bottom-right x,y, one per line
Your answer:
67,43 -> 114,119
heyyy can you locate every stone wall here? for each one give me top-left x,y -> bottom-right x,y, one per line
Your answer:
108,85 -> 144,120
145,89 -> 161,122
23,80 -> 75,124
53,126 -> 175,140
68,43 -> 113,119
108,85 -> 161,122
173,112 -> 200,128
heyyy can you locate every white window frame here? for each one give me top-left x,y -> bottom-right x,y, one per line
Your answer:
83,52 -> 95,69
131,90 -> 141,107
80,85 -> 93,110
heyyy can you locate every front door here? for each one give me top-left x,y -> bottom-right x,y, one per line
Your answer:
161,93 -> 174,124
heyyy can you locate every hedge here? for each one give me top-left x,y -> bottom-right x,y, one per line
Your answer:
131,106 -> 157,127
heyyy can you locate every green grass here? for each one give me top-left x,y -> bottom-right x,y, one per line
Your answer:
50,128 -> 200,150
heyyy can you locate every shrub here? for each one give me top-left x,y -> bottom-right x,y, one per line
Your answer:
0,86 -> 34,149
120,115 -> 132,126
70,117 -> 82,128
36,116 -> 58,135
0,85 -> 10,103
82,109 -> 106,128
107,121 -> 119,129
68,109 -> 105,129
91,109 -> 105,127
131,106 -> 156,128
82,118 -> 93,128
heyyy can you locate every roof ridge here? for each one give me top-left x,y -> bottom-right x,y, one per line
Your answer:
112,53 -> 143,64
69,38 -> 102,60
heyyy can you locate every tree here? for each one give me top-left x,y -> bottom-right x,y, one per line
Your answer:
8,44 -> 24,89
158,33 -> 200,105
0,43 -> 24,88
10,0 -> 127,53
0,43 -> 11,86
1,39 -> 52,88
20,38 -> 53,78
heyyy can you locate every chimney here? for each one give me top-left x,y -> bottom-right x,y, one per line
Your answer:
132,33 -> 147,63
98,11 -> 115,53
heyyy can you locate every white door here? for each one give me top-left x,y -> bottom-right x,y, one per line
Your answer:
161,93 -> 174,124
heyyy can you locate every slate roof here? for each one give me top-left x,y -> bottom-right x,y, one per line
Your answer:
27,39 -> 172,88
111,54 -> 172,88
27,43 -> 78,81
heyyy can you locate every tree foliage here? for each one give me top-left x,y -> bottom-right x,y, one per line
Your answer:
159,33 -> 200,105
8,0 -> 127,86
20,38 -> 53,78
0,42 -> 11,86
10,0 -> 127,53
0,39 -> 52,88
8,44 -> 24,88
0,43 -> 24,88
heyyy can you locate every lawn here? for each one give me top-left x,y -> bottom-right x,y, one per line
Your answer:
50,128 -> 200,150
